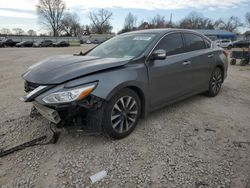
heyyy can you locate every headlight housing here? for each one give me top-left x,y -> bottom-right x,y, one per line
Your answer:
42,83 -> 97,104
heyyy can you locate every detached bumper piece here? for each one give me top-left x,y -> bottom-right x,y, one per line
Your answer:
33,102 -> 61,124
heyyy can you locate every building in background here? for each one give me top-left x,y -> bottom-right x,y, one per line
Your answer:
244,31 -> 250,41
194,29 -> 237,41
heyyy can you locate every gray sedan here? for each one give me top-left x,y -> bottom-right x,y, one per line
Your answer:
21,29 -> 228,139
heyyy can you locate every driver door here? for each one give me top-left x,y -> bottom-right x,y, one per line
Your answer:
148,33 -> 193,109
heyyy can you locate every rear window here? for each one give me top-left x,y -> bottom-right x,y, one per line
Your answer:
183,33 -> 207,52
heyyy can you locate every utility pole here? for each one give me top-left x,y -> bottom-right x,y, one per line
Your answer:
170,13 -> 173,25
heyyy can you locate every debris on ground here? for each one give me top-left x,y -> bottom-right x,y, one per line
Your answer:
0,125 -> 60,158
204,128 -> 216,132
233,141 -> 250,147
90,170 -> 107,183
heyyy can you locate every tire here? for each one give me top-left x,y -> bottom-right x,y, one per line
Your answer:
227,45 -> 232,50
240,59 -> 247,66
102,88 -> 141,139
230,59 -> 236,65
206,67 -> 223,97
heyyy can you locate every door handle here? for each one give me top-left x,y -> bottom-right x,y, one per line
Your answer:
208,54 -> 214,58
182,61 -> 191,65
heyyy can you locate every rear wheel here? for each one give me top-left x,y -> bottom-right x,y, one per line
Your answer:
206,67 -> 223,97
230,59 -> 236,65
240,59 -> 248,66
102,88 -> 141,139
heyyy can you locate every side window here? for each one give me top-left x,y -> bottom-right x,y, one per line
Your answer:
154,33 -> 184,56
183,33 -> 207,52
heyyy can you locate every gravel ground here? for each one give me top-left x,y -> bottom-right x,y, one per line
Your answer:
0,47 -> 250,188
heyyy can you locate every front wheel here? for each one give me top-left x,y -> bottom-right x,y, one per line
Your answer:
102,88 -> 141,139
206,67 -> 223,97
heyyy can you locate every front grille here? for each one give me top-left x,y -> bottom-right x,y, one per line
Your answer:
24,81 -> 40,92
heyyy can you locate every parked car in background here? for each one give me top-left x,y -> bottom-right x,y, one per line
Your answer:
16,41 -> 34,47
233,40 -> 250,48
33,41 -> 42,47
21,29 -> 228,139
36,40 -> 53,47
93,39 -> 100,44
53,41 -> 69,47
0,39 -> 18,47
41,40 -> 53,47
86,40 -> 91,44
215,39 -> 234,49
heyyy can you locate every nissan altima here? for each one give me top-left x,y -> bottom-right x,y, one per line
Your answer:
21,29 -> 228,139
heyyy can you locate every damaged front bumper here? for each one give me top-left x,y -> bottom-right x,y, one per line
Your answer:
20,80 -> 104,130
20,83 -> 104,129
32,101 -> 61,124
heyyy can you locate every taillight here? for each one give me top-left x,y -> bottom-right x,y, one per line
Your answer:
223,50 -> 228,57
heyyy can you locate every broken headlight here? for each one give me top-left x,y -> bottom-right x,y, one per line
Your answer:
42,83 -> 97,104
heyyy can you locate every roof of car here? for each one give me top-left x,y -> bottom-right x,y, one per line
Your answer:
122,28 -> 203,36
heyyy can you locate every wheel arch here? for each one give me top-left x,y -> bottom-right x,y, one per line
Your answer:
215,64 -> 225,82
126,86 -> 147,118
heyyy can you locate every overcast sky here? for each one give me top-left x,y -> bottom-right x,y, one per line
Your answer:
0,0 -> 249,33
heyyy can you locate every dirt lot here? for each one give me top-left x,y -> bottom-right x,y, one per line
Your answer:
0,47 -> 250,188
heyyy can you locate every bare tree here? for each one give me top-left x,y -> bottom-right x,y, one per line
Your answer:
137,17 -> 175,30
246,12 -> 250,27
62,12 -> 82,36
179,12 -> 214,29
13,28 -> 24,35
27,29 -> 37,36
138,21 -> 149,30
150,14 -> 166,28
82,25 -> 91,35
89,9 -> 113,34
36,0 -> 66,36
214,16 -> 242,32
118,12 -> 137,33
124,13 -> 137,31
0,28 -> 12,35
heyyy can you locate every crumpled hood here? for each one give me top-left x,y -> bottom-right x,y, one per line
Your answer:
22,55 -> 130,84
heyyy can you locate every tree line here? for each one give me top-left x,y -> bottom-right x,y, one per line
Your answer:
120,12 -> 249,34
0,28 -> 37,36
1,0 -> 250,36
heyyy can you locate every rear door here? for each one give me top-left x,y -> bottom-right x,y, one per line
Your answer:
182,33 -> 214,91
148,33 -> 194,108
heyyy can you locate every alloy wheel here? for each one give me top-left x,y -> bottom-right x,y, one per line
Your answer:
211,69 -> 222,94
111,96 -> 138,133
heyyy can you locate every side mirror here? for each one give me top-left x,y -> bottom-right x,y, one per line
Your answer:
151,49 -> 167,60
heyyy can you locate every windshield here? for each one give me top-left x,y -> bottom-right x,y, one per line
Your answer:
87,34 -> 156,59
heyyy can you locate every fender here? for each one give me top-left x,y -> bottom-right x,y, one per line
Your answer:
64,62 -> 150,117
